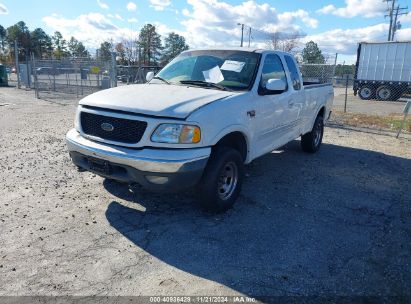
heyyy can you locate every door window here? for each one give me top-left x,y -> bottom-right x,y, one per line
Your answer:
259,54 -> 287,95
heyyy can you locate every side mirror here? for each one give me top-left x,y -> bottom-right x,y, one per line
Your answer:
146,71 -> 154,82
265,78 -> 287,92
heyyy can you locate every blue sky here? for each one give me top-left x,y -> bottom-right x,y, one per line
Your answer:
1,0 -> 411,63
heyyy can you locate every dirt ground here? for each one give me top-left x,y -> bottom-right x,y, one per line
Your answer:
0,87 -> 410,299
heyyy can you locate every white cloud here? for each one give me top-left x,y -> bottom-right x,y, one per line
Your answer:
302,23 -> 391,55
128,17 -> 138,23
182,8 -> 190,17
396,27 -> 411,40
180,0 -> 318,48
399,12 -> 411,24
316,5 -> 335,15
126,2 -> 137,11
279,10 -> 318,29
317,0 -> 387,18
150,0 -> 172,11
97,0 -> 109,10
0,3 -> 8,14
42,13 -> 138,48
115,13 -> 124,21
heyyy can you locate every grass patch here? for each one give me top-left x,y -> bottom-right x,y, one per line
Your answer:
331,111 -> 411,133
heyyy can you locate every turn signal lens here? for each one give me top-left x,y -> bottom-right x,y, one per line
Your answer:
180,125 -> 201,144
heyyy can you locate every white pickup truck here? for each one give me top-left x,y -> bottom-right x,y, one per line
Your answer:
66,48 -> 333,212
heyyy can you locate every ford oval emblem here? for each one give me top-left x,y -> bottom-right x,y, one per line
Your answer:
101,122 -> 114,132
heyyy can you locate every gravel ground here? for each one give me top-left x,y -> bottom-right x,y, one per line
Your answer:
0,87 -> 410,299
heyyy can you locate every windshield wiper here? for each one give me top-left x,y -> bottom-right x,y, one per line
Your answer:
153,76 -> 171,85
179,80 -> 229,91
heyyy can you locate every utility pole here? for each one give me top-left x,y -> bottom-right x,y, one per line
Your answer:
248,27 -> 252,47
385,0 -> 396,41
238,23 -> 245,47
391,5 -> 408,40
384,0 -> 408,41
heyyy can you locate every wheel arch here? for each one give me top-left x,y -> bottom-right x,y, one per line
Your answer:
211,128 -> 250,163
307,105 -> 326,132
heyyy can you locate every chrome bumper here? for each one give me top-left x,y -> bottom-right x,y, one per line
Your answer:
66,129 -> 210,190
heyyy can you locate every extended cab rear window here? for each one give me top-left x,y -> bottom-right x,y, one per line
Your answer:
285,55 -> 301,90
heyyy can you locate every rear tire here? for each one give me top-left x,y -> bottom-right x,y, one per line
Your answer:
358,85 -> 374,100
301,115 -> 324,153
376,85 -> 394,101
197,147 -> 244,212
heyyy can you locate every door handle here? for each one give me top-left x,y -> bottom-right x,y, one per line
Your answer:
288,100 -> 295,107
247,110 -> 256,118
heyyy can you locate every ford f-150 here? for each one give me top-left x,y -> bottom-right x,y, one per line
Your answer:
66,48 -> 333,212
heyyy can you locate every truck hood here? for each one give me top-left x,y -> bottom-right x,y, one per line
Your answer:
79,83 -> 235,119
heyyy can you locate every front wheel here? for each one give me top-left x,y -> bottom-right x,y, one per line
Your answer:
197,147 -> 244,212
301,115 -> 324,153
358,85 -> 374,100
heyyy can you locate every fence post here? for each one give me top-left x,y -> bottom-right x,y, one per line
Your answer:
75,65 -> 79,99
344,74 -> 349,113
52,60 -> 56,92
31,53 -> 39,99
14,40 -> 21,89
111,52 -> 117,88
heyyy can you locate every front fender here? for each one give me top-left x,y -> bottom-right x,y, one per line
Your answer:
209,124 -> 252,163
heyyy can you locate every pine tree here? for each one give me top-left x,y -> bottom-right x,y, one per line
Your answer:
161,32 -> 189,65
138,24 -> 162,65
302,41 -> 325,64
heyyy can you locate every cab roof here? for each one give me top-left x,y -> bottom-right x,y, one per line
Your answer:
183,47 -> 290,56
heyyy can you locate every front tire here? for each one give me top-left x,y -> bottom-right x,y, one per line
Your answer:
358,85 -> 374,100
197,147 -> 244,212
301,115 -> 324,153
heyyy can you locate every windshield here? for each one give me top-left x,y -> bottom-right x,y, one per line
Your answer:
156,50 -> 261,91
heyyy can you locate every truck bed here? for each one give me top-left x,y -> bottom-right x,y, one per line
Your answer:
303,82 -> 333,89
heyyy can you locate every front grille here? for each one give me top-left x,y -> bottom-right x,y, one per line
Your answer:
80,112 -> 147,144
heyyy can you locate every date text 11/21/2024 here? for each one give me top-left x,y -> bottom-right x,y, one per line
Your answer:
149,296 -> 257,303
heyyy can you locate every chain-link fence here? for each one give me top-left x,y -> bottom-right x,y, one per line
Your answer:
299,64 -> 335,85
117,65 -> 162,84
333,75 -> 410,112
30,59 -> 162,102
6,67 -> 20,88
353,79 -> 411,102
330,74 -> 411,136
31,56 -> 116,102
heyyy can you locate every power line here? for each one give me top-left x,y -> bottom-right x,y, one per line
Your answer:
391,5 -> 408,40
384,0 -> 408,41
236,23 -> 306,47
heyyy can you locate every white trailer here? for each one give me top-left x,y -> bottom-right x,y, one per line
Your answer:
354,41 -> 411,101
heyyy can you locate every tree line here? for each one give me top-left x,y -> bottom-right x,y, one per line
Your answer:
0,21 -> 189,66
0,21 -> 89,63
98,24 -> 189,66
0,21 -> 353,72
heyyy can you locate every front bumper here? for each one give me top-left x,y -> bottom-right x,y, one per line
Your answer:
66,129 -> 210,191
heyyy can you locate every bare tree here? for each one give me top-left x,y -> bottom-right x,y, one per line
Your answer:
122,36 -> 139,65
267,32 -> 302,54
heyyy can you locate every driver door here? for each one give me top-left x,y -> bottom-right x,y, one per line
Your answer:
254,54 -> 292,156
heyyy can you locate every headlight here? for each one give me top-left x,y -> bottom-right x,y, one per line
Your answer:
151,124 -> 201,144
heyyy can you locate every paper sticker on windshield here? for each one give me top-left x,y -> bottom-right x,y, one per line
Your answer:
203,66 -> 224,83
221,60 -> 246,73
